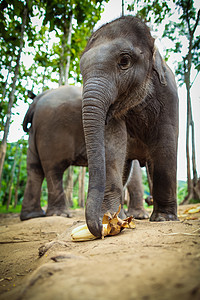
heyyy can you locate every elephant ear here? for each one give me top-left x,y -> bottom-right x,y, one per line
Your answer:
153,48 -> 167,86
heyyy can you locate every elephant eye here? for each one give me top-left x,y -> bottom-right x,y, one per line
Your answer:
118,54 -> 132,70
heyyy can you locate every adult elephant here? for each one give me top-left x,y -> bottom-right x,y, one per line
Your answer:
20,85 -> 147,221
20,86 -> 86,220
80,16 -> 179,237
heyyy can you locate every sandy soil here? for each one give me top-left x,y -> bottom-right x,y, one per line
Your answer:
0,204 -> 200,300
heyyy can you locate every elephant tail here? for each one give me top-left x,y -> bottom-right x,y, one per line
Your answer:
23,91 -> 37,132
27,90 -> 36,100
23,105 -> 35,133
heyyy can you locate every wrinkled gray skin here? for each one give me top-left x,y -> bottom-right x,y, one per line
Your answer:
80,16 -> 179,237
20,85 -> 147,221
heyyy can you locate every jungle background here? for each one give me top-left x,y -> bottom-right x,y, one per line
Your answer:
0,0 -> 200,213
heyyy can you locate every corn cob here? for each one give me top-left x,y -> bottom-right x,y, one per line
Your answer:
71,223 -> 108,241
71,205 -> 136,242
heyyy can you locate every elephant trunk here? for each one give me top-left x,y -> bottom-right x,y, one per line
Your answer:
82,78 -> 114,237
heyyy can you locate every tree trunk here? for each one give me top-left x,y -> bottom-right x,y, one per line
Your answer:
146,162 -> 153,196
182,69 -> 199,204
7,143 -> 19,209
59,44 -> 65,86
78,167 -> 85,208
59,11 -> 73,86
181,12 -> 199,204
42,67 -> 47,91
122,0 -> 124,16
65,166 -> 74,207
184,81 -> 193,203
65,13 -> 73,85
191,119 -> 198,186
0,2 -> 28,191
1,60 -> 12,102
14,145 -> 23,207
193,178 -> 200,200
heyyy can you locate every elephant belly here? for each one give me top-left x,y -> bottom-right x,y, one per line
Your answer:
127,136 -> 149,167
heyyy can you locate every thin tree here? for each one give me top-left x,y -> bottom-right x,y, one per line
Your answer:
58,11 -> 73,85
6,142 -> 19,209
0,1 -> 29,189
14,143 -> 24,207
181,5 -> 199,203
79,167 -> 86,208
122,0 -> 124,16
65,167 -> 74,207
65,13 -> 73,85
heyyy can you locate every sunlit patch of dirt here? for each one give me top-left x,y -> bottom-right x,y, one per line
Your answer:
0,205 -> 200,300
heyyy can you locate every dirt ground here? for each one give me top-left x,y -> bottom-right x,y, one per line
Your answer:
0,204 -> 200,300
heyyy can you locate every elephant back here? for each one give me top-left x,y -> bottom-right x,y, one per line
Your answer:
23,89 -> 50,132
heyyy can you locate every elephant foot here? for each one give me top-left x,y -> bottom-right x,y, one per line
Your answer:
20,209 -> 46,221
126,208 -> 149,220
150,211 -> 179,222
46,208 -> 72,218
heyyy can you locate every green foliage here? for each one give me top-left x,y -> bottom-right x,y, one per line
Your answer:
0,204 -> 22,213
0,140 -> 28,207
177,181 -> 187,204
40,179 -> 48,207
176,181 -> 200,204
188,198 -> 200,204
0,0 -> 108,133
0,142 -> 89,211
63,166 -> 89,209
127,0 -> 200,86
142,168 -> 150,198
127,0 -> 171,24
0,0 -> 37,131
0,1 -> 108,212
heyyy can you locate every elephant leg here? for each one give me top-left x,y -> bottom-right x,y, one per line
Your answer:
126,160 -> 149,219
150,142 -> 178,221
45,168 -> 72,218
20,149 -> 45,221
102,119 -> 127,219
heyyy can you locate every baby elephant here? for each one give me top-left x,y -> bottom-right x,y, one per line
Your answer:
20,85 -> 148,221
80,16 -> 179,237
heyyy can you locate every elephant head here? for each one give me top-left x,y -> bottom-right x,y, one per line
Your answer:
80,16 -> 167,237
